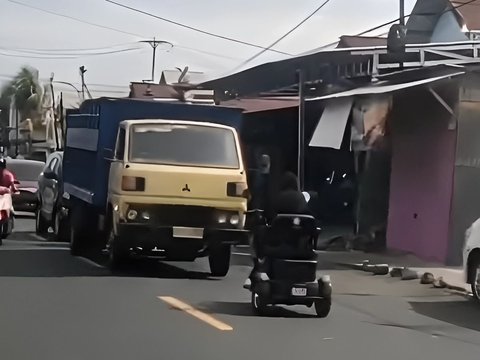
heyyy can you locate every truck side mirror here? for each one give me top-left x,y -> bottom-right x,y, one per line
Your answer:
103,148 -> 114,160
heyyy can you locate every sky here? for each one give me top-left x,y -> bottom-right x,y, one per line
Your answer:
0,0 -> 417,100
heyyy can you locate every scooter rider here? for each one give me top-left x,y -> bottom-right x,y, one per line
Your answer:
245,171 -> 311,287
0,158 -> 17,194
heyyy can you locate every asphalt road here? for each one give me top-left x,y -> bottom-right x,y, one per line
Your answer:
1,217 -> 480,360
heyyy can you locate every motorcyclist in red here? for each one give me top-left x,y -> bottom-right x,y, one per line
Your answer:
0,158 -> 18,195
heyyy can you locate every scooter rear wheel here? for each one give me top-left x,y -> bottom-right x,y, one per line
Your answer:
314,298 -> 331,318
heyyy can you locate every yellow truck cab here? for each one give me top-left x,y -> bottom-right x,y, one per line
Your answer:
107,119 -> 249,276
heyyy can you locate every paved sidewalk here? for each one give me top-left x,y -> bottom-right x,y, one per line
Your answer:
324,250 -> 469,293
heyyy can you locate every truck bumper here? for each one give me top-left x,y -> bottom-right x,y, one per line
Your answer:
116,223 -> 249,260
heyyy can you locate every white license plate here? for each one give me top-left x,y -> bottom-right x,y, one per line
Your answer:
172,227 -> 204,239
291,287 -> 307,296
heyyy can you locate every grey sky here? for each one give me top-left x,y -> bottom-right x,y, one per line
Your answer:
0,0 -> 416,98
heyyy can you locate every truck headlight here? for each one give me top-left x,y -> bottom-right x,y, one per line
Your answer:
127,209 -> 138,220
217,214 -> 227,224
230,215 -> 240,225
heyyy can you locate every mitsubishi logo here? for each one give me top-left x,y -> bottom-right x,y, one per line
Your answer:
182,184 -> 191,192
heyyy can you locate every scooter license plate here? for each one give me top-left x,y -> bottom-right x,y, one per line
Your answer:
291,287 -> 307,296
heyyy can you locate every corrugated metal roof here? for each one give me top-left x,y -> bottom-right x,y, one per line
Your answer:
221,97 -> 299,113
129,82 -> 180,99
451,0 -> 480,30
336,36 -> 387,48
406,0 -> 448,44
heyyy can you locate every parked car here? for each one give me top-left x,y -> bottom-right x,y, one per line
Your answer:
7,158 -> 45,213
36,151 -> 68,241
464,218 -> 480,301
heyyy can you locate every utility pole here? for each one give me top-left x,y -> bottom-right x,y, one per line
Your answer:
50,73 -> 60,151
79,66 -> 86,100
139,38 -> 173,82
297,69 -> 305,191
399,0 -> 405,25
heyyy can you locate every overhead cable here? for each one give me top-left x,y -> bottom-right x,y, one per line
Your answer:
105,0 -> 293,56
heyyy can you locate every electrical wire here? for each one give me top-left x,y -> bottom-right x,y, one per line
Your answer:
7,0 -> 143,38
0,42 -> 139,54
298,0 -> 480,57
0,52 -> 77,59
232,0 -> 332,70
7,0 -> 285,61
105,0 -> 293,56
357,0 -> 480,36
0,47 -> 142,59
6,0 -> 241,62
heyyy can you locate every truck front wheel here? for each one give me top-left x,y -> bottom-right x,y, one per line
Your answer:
208,244 -> 231,277
107,228 -> 130,271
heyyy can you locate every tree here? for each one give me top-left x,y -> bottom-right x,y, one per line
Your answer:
0,66 -> 43,124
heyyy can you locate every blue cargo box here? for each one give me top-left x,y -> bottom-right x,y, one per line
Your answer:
63,97 -> 243,209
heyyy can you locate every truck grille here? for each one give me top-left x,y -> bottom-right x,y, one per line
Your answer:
129,204 -> 215,227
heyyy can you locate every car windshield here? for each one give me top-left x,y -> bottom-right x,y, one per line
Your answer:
7,162 -> 45,182
129,124 -> 240,169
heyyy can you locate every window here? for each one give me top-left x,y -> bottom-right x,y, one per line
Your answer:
115,128 -> 126,160
128,124 -> 240,169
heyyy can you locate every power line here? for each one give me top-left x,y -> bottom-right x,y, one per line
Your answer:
0,52 -> 77,59
299,0 -> 479,57
0,47 -> 142,59
105,0 -> 293,56
0,42 -> 139,54
6,0 -> 240,62
7,0 -> 143,38
357,0 -> 480,36
175,45 -> 241,62
233,0 -> 332,70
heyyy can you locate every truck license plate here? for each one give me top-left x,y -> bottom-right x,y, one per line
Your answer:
173,227 -> 204,239
291,287 -> 307,296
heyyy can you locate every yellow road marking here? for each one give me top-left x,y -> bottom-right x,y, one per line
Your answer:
158,296 -> 233,331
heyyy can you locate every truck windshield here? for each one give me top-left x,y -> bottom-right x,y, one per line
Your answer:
129,124 -> 240,169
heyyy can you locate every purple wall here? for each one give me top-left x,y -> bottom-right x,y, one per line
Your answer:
387,88 -> 457,263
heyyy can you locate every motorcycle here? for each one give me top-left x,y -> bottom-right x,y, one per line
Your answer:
0,184 -> 16,245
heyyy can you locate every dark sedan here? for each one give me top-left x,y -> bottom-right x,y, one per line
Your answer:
7,159 -> 45,213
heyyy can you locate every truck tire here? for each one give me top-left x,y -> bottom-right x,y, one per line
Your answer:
208,244 -> 231,277
53,210 -> 68,242
69,208 -> 88,256
35,208 -> 48,235
107,228 -> 130,271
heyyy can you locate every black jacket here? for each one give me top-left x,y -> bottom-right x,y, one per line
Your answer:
272,172 -> 310,217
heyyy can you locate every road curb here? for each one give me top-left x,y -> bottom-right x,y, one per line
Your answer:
338,260 -> 470,294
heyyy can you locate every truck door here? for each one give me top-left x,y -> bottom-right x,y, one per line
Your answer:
108,127 -> 126,194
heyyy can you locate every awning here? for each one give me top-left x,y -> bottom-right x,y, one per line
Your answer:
309,97 -> 353,149
306,71 -> 465,102
307,69 -> 465,150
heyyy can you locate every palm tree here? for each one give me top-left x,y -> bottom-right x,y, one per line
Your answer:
0,66 -> 43,123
